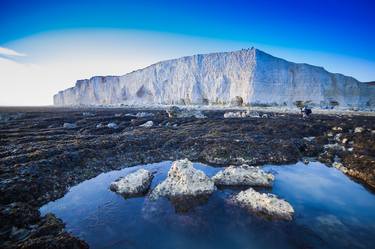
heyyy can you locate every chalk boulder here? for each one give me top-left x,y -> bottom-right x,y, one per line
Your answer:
150,159 -> 215,199
234,188 -> 294,220
110,169 -> 153,197
212,165 -> 274,187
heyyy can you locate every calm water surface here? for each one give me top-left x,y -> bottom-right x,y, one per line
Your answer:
40,161 -> 375,249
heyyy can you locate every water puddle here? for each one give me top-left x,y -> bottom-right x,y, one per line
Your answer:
40,161 -> 375,249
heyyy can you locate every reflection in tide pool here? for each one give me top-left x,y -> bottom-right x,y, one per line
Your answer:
40,161 -> 375,249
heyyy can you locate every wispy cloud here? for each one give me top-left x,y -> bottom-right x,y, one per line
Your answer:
0,46 -> 26,57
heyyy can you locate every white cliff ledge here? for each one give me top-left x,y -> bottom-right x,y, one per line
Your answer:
53,48 -> 375,110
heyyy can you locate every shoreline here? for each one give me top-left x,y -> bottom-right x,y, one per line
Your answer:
1,105 -> 375,117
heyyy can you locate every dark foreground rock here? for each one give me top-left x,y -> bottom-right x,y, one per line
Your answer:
0,203 -> 88,249
0,106 -> 374,247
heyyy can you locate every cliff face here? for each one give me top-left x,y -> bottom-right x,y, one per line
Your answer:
53,48 -> 375,110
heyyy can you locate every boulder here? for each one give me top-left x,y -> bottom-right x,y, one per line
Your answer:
323,143 -> 345,151
248,111 -> 261,118
62,123 -> 77,129
166,106 -> 181,118
166,106 -> 206,119
233,188 -> 294,220
192,111 -> 207,119
223,111 -> 243,118
332,162 -> 348,173
332,126 -> 343,131
303,136 -> 315,142
135,112 -> 154,118
139,121 -> 153,128
230,96 -> 244,106
150,159 -> 215,199
110,169 -> 153,197
223,111 -> 260,118
334,133 -> 342,142
212,165 -> 274,187
82,112 -> 95,117
107,122 -> 118,129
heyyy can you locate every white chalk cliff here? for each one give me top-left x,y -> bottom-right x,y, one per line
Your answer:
54,48 -> 375,110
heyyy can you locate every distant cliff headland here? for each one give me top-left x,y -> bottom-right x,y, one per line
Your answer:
54,48 -> 375,111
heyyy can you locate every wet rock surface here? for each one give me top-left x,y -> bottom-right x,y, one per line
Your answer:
0,106 -> 374,247
212,165 -> 274,187
233,188 -> 294,220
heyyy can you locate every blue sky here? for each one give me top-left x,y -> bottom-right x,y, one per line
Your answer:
0,0 -> 374,105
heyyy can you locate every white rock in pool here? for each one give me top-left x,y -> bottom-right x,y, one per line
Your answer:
150,159 -> 215,199
212,165 -> 274,187
234,188 -> 294,220
110,169 -> 153,197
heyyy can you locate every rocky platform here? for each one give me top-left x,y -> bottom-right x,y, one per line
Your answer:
0,106 -> 374,248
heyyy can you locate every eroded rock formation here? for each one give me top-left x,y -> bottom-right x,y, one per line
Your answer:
150,159 -> 215,199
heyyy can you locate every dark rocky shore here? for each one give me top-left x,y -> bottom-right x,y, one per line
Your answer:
1,107 -> 374,248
